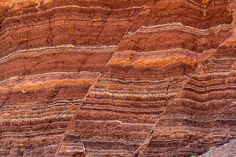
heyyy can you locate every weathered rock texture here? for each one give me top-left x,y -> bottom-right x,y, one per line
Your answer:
0,0 -> 236,157
200,139 -> 236,157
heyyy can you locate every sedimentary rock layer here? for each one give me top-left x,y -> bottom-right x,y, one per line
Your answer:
0,0 -> 236,157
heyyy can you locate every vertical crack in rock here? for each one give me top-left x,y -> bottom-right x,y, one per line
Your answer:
54,73 -> 101,156
117,0 -> 158,47
48,88 -> 61,102
47,17 -> 54,45
0,86 -> 13,110
116,7 -> 146,46
94,10 -> 112,44
133,109 -> 167,157
133,75 -> 193,157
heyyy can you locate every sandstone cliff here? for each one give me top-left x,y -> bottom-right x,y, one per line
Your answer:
0,0 -> 236,157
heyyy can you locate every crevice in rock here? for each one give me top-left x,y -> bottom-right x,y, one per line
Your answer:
48,88 -> 61,102
47,17 -> 54,45
94,10 -> 112,44
0,86 -> 13,111
54,72 -> 101,157
133,109 -> 167,157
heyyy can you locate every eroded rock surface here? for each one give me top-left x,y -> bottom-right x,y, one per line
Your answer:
0,0 -> 236,157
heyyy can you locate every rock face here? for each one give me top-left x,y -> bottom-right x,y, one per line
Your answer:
0,0 -> 236,157
200,139 -> 236,157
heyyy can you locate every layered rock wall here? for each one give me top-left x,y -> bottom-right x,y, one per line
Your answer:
0,0 -> 236,157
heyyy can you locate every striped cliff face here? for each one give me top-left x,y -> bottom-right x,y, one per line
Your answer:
0,0 -> 236,157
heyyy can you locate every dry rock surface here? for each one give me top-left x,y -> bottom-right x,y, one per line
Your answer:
200,139 -> 236,157
0,0 -> 236,157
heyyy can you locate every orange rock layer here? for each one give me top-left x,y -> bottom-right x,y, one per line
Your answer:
0,0 -> 236,157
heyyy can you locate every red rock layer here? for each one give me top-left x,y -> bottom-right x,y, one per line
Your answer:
0,0 -> 236,157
